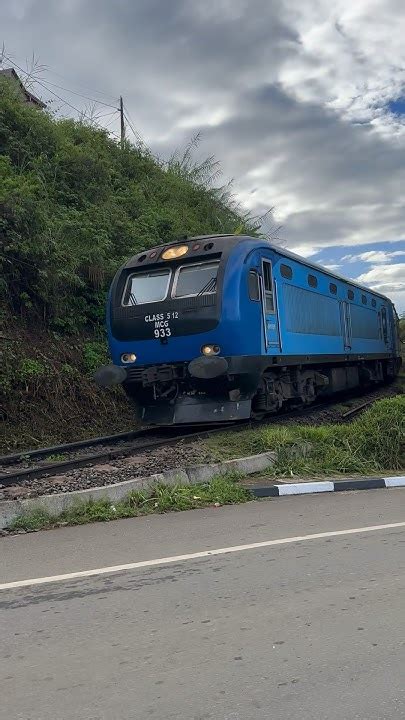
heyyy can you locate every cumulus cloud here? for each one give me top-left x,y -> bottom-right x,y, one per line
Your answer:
354,265 -> 405,317
342,250 -> 405,263
279,0 -> 405,134
356,263 -> 405,291
1,0 -> 405,305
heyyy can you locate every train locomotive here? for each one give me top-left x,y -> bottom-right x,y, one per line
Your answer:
95,234 -> 401,424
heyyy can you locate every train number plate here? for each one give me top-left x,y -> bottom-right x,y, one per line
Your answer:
144,311 -> 179,339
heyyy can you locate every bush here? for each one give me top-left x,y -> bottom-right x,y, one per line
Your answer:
1,78 -> 257,334
82,341 -> 108,375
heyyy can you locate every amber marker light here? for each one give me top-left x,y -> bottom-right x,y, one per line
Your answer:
161,245 -> 189,260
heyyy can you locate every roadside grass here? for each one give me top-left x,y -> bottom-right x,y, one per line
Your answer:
6,395 -> 404,533
206,395 -> 405,478
8,476 -> 251,532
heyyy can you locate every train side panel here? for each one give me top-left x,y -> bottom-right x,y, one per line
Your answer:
271,252 -> 393,359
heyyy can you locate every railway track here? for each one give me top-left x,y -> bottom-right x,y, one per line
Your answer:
0,387 -> 399,490
0,424 -> 239,488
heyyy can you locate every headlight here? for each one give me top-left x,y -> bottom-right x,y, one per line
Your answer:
161,245 -> 188,260
201,344 -> 220,356
121,353 -> 137,363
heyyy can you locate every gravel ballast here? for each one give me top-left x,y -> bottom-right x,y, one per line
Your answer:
1,385 -> 401,502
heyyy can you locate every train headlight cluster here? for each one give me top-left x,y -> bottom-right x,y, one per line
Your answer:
121,353 -> 137,364
201,344 -> 221,356
161,245 -> 188,260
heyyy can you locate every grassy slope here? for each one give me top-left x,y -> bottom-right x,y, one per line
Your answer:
0,80 -> 256,452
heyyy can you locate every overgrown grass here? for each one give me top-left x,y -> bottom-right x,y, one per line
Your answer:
9,477 -> 251,532
206,395 -> 405,477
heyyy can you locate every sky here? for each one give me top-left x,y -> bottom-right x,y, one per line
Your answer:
1,0 -> 404,312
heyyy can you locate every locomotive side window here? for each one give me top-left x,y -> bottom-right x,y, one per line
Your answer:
248,270 -> 260,301
308,274 -> 317,288
262,261 -> 274,313
173,261 -> 219,298
329,283 -> 337,294
371,298 -> 376,307
348,289 -> 354,300
362,294 -> 367,304
280,264 -> 293,279
122,268 -> 171,306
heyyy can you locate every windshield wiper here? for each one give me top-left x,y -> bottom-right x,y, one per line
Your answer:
197,277 -> 217,296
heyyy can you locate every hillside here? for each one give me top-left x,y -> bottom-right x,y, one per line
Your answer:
0,79 -> 257,451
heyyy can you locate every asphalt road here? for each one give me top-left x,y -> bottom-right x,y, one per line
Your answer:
1,490 -> 405,720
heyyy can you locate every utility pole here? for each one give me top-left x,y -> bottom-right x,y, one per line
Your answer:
119,96 -> 125,149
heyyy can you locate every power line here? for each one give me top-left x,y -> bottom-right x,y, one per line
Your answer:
2,49 -> 118,103
2,52 -> 144,147
95,109 -> 120,120
32,78 -> 118,109
103,113 -> 120,130
3,54 -> 86,114
123,109 -> 144,145
42,67 -> 118,102
3,54 -> 120,134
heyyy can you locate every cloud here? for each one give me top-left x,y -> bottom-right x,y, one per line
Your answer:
278,0 -> 405,135
354,263 -> 405,312
323,264 -> 342,271
355,263 -> 405,293
342,250 -> 405,264
1,0 -> 405,263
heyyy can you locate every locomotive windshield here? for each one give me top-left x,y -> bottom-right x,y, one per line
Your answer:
122,269 -> 171,306
173,261 -> 219,298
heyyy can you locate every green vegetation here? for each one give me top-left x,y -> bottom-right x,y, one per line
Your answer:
206,396 -> 405,476
1,78 -> 257,332
0,78 -> 258,451
0,329 -> 135,452
8,477 -> 251,532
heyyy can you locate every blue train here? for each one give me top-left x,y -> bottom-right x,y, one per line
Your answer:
95,234 -> 402,424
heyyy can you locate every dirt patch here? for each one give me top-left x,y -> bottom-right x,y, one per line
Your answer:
0,324 -> 135,453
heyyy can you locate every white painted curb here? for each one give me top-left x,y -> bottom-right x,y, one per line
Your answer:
0,451 -> 276,530
250,476 -> 405,497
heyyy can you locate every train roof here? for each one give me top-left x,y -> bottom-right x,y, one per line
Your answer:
125,234 -> 393,304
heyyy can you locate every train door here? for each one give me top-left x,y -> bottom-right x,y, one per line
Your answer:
260,259 -> 281,350
341,301 -> 352,350
381,306 -> 389,348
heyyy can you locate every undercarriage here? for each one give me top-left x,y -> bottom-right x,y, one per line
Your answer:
117,357 -> 397,425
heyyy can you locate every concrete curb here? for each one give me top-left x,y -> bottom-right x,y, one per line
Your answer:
248,476 -> 405,497
0,451 -> 276,529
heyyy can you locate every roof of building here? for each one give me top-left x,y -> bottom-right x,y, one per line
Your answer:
0,68 -> 46,109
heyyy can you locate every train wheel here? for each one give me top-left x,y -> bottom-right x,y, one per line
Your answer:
250,380 -> 268,421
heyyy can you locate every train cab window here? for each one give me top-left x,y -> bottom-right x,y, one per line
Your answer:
280,264 -> 293,279
248,270 -> 260,301
348,289 -> 354,300
173,261 -> 219,298
371,298 -> 376,307
308,274 -> 317,288
262,260 -> 274,313
362,294 -> 367,305
122,268 -> 171,306
329,283 -> 337,294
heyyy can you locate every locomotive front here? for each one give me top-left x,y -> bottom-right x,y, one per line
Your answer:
95,235 -> 259,424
